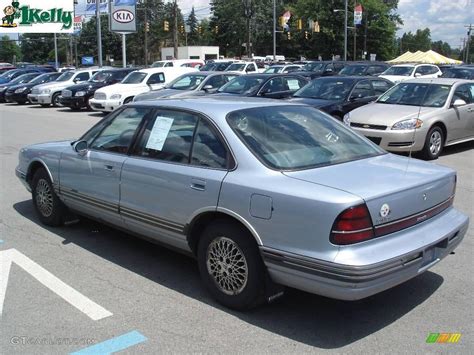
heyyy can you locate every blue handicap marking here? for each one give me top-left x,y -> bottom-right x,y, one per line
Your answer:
70,331 -> 147,355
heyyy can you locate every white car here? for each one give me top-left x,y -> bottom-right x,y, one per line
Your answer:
263,64 -> 303,74
89,67 -> 197,112
151,59 -> 205,68
28,69 -> 98,107
225,62 -> 261,74
379,64 -> 442,83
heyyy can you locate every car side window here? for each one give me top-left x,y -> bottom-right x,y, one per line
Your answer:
261,78 -> 285,93
246,64 -> 256,72
284,77 -> 305,91
415,66 -> 425,75
135,110 -> 198,164
452,84 -> 474,104
164,62 -> 173,67
205,75 -> 227,88
371,80 -> 392,95
350,80 -> 373,99
90,108 -> 149,154
367,66 -> 382,75
75,72 -> 90,82
191,119 -> 228,169
147,73 -> 165,85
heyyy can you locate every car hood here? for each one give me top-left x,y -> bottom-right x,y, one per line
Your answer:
349,103 -> 442,126
289,97 -> 339,108
135,88 -> 196,101
283,153 -> 455,226
96,83 -> 149,95
22,140 -> 73,156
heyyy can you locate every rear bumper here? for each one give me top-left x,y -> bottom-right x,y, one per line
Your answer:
262,208 -> 468,300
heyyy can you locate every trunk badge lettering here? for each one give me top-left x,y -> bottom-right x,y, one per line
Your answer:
380,204 -> 391,218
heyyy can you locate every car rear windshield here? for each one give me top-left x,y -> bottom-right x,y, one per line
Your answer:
264,66 -> 283,74
226,63 -> 246,71
339,65 -> 366,75
227,106 -> 384,170
377,82 -> 451,107
293,78 -> 354,100
56,72 -> 75,82
382,66 -> 413,76
218,76 -> 265,95
122,72 -> 147,84
169,74 -> 207,90
302,62 -> 324,72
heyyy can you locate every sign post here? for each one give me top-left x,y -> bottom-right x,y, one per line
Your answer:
109,0 -> 137,68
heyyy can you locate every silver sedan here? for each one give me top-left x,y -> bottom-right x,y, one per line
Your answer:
16,98 -> 468,309
344,78 -> 474,159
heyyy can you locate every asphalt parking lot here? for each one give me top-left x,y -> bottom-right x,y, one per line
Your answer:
0,103 -> 472,354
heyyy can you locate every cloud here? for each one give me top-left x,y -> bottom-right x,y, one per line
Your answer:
396,0 -> 473,47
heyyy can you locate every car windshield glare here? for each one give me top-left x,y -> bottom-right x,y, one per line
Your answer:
151,62 -> 165,68
91,71 -> 113,83
294,79 -> 354,100
264,67 -> 282,74
30,74 -> 49,84
340,65 -> 366,75
227,106 -> 384,170
382,66 -> 413,76
226,63 -> 246,71
56,72 -> 75,82
218,76 -> 265,94
169,74 -> 207,90
302,62 -> 324,72
122,72 -> 147,84
377,83 -> 451,107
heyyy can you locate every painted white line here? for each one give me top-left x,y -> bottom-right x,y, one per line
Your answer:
0,249 -> 112,320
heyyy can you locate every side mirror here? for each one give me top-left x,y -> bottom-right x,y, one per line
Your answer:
414,73 -> 422,78
73,140 -> 88,155
452,99 -> 466,107
202,85 -> 214,92
349,93 -> 363,101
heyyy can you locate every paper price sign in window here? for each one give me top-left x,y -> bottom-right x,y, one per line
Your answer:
145,117 -> 175,151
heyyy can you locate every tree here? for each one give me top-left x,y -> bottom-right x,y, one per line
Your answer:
0,35 -> 21,63
186,7 -> 199,45
431,40 -> 453,57
19,34 -> 55,63
400,28 -> 431,52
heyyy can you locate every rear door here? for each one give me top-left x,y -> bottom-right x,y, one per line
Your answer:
344,80 -> 375,112
119,108 -> 231,249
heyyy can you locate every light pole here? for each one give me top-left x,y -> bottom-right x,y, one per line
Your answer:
96,0 -> 103,67
333,0 -> 348,61
273,0 -> 276,61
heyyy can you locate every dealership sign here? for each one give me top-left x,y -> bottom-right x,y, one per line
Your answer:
109,0 -> 136,33
0,0 -> 75,33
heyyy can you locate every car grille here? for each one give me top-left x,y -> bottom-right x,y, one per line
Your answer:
351,122 -> 387,130
62,90 -> 72,97
31,88 -> 40,94
366,136 -> 382,145
94,92 -> 106,100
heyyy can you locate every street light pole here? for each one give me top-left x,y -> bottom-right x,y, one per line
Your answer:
344,0 -> 348,61
54,33 -> 59,69
273,0 -> 276,61
96,0 -> 103,67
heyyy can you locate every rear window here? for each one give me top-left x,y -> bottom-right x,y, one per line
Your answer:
227,106 -> 384,170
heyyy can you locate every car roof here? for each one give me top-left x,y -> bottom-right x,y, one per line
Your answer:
403,78 -> 470,85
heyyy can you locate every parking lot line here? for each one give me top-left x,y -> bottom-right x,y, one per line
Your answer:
70,331 -> 147,355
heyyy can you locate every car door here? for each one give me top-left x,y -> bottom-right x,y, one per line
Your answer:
343,80 -> 375,113
444,83 -> 474,142
147,73 -> 165,90
59,107 -> 151,226
119,109 -> 231,250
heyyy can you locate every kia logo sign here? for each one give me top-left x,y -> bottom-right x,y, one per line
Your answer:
113,10 -> 134,23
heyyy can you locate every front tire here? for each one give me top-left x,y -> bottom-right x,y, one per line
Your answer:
31,168 -> 66,226
52,93 -> 61,107
421,126 -> 444,160
197,220 -> 266,310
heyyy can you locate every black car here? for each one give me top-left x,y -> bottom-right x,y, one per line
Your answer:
0,73 -> 42,103
0,68 -> 43,84
60,68 -> 136,110
339,62 -> 390,76
5,72 -> 62,104
214,73 -> 309,99
292,61 -> 347,80
288,76 -> 394,120
440,66 -> 474,79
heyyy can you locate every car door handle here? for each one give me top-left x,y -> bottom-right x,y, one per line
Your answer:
104,165 -> 114,171
190,179 -> 206,191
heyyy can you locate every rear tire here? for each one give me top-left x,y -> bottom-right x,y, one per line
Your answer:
52,93 -> 61,107
31,168 -> 66,226
420,126 -> 444,160
197,220 -> 266,310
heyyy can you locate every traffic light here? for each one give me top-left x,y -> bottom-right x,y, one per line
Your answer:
164,20 -> 169,32
313,21 -> 320,33
198,25 -> 202,34
145,22 -> 150,32
180,25 -> 184,33
297,19 -> 303,30
304,31 -> 309,39
287,31 -> 291,40
279,16 -> 285,28
214,25 -> 219,34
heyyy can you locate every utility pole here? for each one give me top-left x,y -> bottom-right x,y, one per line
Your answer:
96,0 -> 103,67
465,24 -> 472,64
144,0 -> 149,67
273,0 -> 276,61
344,0 -> 348,61
243,0 -> 254,59
173,0 -> 178,59
54,33 -> 59,69
353,0 -> 356,60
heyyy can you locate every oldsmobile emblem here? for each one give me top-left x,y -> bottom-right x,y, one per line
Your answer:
379,203 -> 390,218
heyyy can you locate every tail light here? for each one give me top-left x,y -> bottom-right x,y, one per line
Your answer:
330,204 -> 374,245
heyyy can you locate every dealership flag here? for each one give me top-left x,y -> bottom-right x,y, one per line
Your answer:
354,4 -> 363,26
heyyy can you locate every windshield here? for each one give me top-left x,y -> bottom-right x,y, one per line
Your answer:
56,71 -> 75,82
169,74 -> 207,90
441,68 -> 474,79
294,79 -> 354,100
339,65 -> 366,75
29,73 -> 51,84
122,72 -> 147,84
264,66 -> 283,74
227,106 -> 384,170
218,76 -> 265,94
377,82 -> 451,107
382,66 -> 414,76
10,74 -> 36,84
226,63 -> 246,71
200,63 -> 216,71
90,71 -> 113,83
302,62 -> 324,72
1,70 -> 20,79
151,61 -> 165,68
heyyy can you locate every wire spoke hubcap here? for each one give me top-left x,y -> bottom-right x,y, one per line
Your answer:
429,131 -> 442,155
206,237 -> 248,296
35,179 -> 53,217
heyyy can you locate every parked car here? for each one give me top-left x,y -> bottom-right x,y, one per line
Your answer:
215,74 -> 308,99
28,68 -> 98,107
60,68 -> 136,111
16,98 -> 468,310
344,78 -> 474,159
200,61 -> 234,72
0,72 -> 42,103
440,66 -> 474,80
89,67 -> 197,112
4,72 -> 62,104
0,63 -> 15,73
293,61 -> 347,80
134,72 -> 240,102
0,68 -> 44,84
151,59 -> 205,68
289,76 -> 393,120
379,64 -> 442,83
225,62 -> 261,74
339,62 -> 390,76
263,64 -> 303,74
